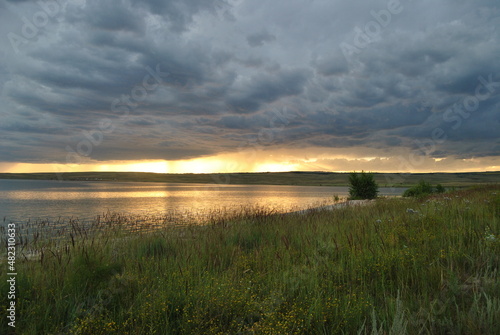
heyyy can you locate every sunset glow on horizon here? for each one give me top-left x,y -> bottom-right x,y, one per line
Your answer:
1,149 -> 498,175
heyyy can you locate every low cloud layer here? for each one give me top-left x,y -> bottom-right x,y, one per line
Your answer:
0,0 -> 499,172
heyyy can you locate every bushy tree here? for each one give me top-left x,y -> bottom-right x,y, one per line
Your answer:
348,171 -> 379,200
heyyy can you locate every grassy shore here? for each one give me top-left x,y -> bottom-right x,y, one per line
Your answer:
1,185 -> 499,334
1,171 -> 500,187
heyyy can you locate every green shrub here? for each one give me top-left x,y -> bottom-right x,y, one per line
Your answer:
403,180 -> 446,197
348,171 -> 379,200
435,184 -> 446,193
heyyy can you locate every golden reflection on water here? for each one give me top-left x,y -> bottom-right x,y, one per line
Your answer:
0,180 -> 404,223
6,189 -> 176,200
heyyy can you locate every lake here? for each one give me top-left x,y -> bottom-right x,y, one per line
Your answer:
0,179 -> 405,224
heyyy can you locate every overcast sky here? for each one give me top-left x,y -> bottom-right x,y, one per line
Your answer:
0,0 -> 499,173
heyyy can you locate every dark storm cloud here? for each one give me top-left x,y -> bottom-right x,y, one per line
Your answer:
309,103 -> 433,138
311,51 -> 349,76
71,0 -> 146,34
135,0 -> 227,32
226,69 -> 309,113
0,0 -> 499,165
246,30 -> 276,47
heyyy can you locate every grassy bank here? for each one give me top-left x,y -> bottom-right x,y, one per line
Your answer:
1,185 -> 499,334
1,171 -> 500,187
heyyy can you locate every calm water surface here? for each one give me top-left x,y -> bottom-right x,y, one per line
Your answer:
0,179 -> 405,224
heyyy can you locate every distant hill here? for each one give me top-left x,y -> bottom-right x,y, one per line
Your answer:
1,171 -> 499,187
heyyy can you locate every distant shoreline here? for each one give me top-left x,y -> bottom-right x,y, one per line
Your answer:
1,171 -> 499,187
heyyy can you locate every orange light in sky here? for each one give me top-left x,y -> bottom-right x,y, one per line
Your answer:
98,161 -> 169,173
1,148 -> 499,174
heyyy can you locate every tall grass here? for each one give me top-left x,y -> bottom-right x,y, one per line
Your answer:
1,185 -> 499,334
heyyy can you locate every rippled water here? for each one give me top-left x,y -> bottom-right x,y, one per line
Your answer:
0,179 -> 405,224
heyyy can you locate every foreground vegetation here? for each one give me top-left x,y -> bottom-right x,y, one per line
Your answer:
1,171 -> 500,187
1,185 -> 499,334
